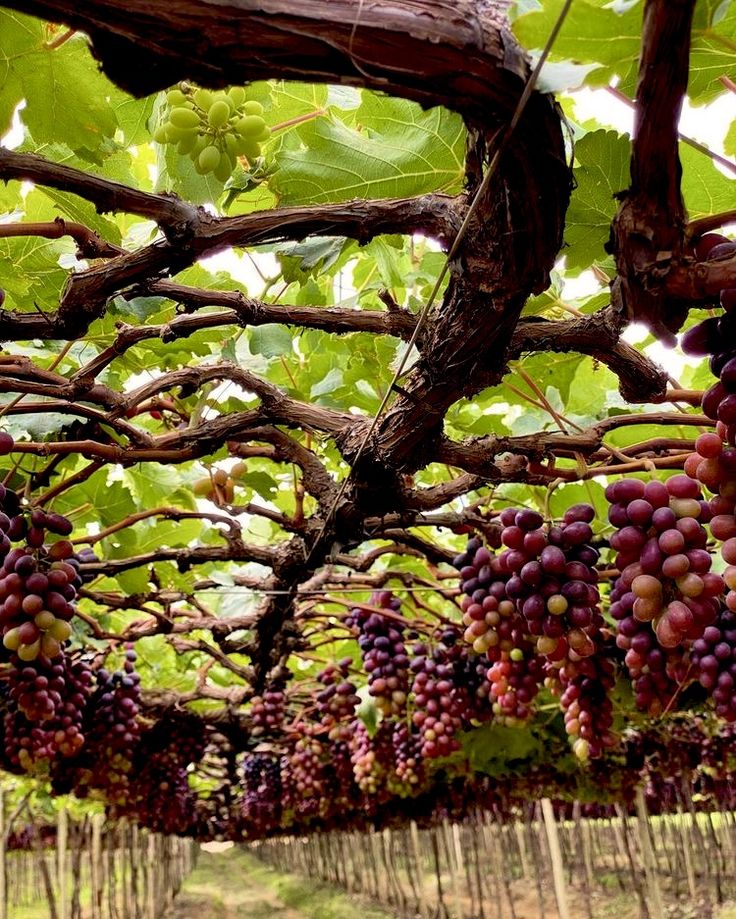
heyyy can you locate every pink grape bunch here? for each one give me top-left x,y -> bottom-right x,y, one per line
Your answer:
606,475 -> 723,650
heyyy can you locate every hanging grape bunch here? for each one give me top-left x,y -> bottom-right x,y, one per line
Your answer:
155,84 -> 271,182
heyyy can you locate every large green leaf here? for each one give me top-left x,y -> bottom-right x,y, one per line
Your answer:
564,130 -> 630,271
1,14 -> 118,155
270,94 -> 465,204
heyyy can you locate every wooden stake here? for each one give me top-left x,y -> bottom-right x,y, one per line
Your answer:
634,788 -> 664,919
540,798 -> 570,919
57,807 -> 68,919
410,820 -> 430,919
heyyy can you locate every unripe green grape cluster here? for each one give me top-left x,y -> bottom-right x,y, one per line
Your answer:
155,85 -> 271,182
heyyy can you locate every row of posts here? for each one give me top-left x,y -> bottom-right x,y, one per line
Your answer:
0,791 -> 196,919
253,790 -> 736,919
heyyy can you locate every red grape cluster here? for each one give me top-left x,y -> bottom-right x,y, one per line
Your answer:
3,654 -> 92,771
492,505 -> 603,662
409,643 -> 465,759
315,658 -> 360,740
610,574 -> 687,715
606,475 -> 722,648
691,607 -> 736,721
391,721 -> 424,791
250,689 -> 285,736
346,591 -> 409,716
554,644 -> 616,761
488,645 -> 545,725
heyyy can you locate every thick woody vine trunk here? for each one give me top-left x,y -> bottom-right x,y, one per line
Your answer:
0,0 -> 570,474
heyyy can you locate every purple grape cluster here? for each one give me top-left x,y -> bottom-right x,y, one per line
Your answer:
315,658 -> 360,740
555,642 -> 616,761
488,645 -> 545,725
346,591 -> 409,716
3,654 -> 92,771
610,575 -> 686,715
250,689 -> 285,736
607,475 -> 722,648
241,753 -> 283,832
409,643 -> 466,759
692,607 -> 736,721
492,505 -> 602,662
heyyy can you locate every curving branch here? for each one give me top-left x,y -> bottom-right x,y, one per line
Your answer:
610,0 -> 697,340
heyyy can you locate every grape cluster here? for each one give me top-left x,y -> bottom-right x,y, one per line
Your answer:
241,753 -> 282,833
454,538 -> 524,659
75,648 -> 141,801
691,607 -> 736,721
390,721 -> 424,792
488,645 -> 545,725
4,654 -> 92,771
250,689 -> 285,737
493,505 -> 603,661
315,658 -> 360,740
0,501 -> 79,663
346,592 -> 409,716
287,723 -> 326,813
610,574 -> 686,715
155,84 -> 270,181
606,475 -> 722,648
409,644 -> 465,759
555,646 -> 616,761
349,720 -> 393,795
117,716 -> 206,834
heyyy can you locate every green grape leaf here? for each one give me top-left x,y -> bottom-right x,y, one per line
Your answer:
564,130 -> 630,271
271,94 -> 465,204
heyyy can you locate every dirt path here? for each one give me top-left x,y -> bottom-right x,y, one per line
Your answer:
166,847 -> 307,919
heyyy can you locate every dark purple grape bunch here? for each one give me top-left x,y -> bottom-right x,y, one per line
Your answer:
496,504 -> 602,662
315,657 -> 360,740
409,642 -> 466,759
345,591 -> 409,716
454,536 -> 524,661
691,606 -> 736,721
606,475 -> 723,650
241,753 -> 282,832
